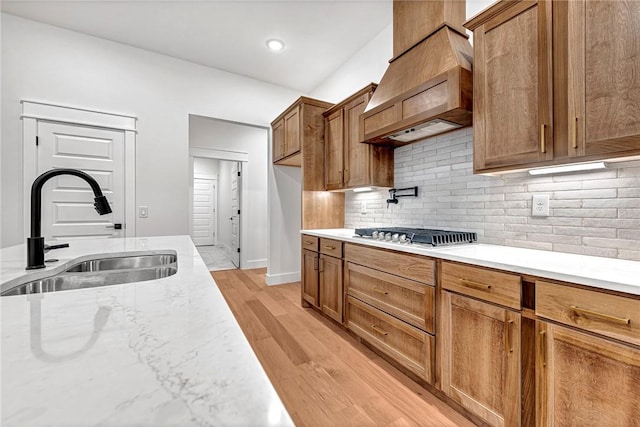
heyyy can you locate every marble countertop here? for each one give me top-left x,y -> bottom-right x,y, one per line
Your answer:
302,229 -> 640,296
1,235 -> 293,427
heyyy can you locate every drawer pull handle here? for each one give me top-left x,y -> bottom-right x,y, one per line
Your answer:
570,305 -> 630,325
305,241 -> 315,245
372,287 -> 388,295
459,278 -> 491,291
505,319 -> 514,353
371,325 -> 388,336
539,330 -> 547,367
323,245 -> 336,250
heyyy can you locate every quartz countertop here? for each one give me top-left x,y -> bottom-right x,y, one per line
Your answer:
302,229 -> 640,296
1,235 -> 293,427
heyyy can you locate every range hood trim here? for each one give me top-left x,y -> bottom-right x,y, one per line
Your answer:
360,67 -> 473,146
387,22 -> 470,64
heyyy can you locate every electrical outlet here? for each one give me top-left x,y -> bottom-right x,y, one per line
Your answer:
139,206 -> 149,218
532,195 -> 549,217
361,201 -> 367,215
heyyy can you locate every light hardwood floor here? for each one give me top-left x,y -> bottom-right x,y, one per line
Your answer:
212,268 -> 475,427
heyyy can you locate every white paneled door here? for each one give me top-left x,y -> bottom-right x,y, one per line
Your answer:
230,162 -> 241,268
37,121 -> 124,240
192,178 -> 216,246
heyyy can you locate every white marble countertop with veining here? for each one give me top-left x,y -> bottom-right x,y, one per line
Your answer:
1,235 -> 293,427
301,228 -> 640,296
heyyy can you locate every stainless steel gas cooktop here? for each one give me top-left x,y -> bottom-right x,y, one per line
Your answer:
354,227 -> 477,247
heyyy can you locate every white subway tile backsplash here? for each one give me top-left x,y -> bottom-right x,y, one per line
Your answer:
345,128 -> 640,261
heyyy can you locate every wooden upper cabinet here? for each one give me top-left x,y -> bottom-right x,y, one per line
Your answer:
566,0 -> 640,159
271,96 -> 333,169
272,118 -> 285,162
536,321 -> 640,426
323,84 -> 393,191
466,0 -> 553,173
466,0 -> 640,173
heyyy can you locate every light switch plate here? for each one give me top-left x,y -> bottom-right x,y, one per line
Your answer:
532,195 -> 549,217
139,206 -> 149,218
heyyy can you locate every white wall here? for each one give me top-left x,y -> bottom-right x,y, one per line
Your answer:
1,13 -> 300,248
193,158 -> 220,177
189,115 -> 269,269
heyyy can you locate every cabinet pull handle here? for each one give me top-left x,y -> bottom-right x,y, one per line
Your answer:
459,278 -> 491,291
505,319 -> 514,353
344,169 -> 350,182
305,241 -> 315,245
539,330 -> 547,367
572,117 -> 578,149
319,258 -> 324,273
570,305 -> 630,325
323,245 -> 336,250
540,124 -> 546,153
372,287 -> 388,295
371,325 -> 388,336
313,257 -> 318,271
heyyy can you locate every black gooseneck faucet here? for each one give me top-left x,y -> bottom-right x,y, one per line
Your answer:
27,168 -> 112,270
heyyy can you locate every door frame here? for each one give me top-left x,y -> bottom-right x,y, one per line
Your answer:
21,100 -> 137,239
191,175 -> 218,246
188,148 -> 248,268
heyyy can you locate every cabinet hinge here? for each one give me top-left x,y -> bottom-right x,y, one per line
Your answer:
237,248 -> 241,253
36,136 -> 39,146
237,171 -> 241,177
237,209 -> 241,215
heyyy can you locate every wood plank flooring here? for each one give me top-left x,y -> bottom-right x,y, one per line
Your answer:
212,268 -> 475,427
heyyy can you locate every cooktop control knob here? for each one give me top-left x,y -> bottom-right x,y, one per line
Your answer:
391,233 -> 399,242
384,232 -> 393,241
399,234 -> 407,243
372,231 -> 379,239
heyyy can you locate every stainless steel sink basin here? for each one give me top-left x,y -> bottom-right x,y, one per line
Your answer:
1,251 -> 178,297
65,254 -> 177,272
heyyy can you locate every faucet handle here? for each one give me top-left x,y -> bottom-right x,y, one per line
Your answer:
44,243 -> 69,252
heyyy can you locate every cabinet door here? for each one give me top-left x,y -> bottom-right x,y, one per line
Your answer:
301,249 -> 319,308
324,109 -> 344,191
272,118 -> 285,162
343,93 -> 370,188
440,291 -> 521,427
473,0 -> 553,172
319,254 -> 343,323
284,107 -> 300,157
537,321 -> 640,426
567,0 -> 640,159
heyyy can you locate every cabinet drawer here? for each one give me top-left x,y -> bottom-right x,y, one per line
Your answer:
346,296 -> 434,384
345,262 -> 434,333
319,238 -> 342,257
302,235 -> 318,251
441,262 -> 521,310
536,280 -> 640,346
344,243 -> 435,285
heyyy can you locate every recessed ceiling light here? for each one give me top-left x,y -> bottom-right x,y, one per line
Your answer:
266,39 -> 285,51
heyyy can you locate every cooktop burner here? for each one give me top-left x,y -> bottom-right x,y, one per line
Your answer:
354,227 -> 477,247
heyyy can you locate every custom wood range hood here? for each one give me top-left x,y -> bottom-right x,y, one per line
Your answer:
360,0 -> 473,146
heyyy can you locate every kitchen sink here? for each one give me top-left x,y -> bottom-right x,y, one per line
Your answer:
65,253 -> 177,272
1,251 -> 178,297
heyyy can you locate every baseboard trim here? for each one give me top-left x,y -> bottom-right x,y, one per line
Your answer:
265,271 -> 301,286
243,259 -> 267,270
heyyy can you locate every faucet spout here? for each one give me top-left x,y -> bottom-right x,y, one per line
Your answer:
27,168 -> 112,270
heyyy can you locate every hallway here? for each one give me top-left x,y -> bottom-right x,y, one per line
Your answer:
196,245 -> 236,271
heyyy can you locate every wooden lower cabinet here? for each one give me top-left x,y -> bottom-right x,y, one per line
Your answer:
319,254 -> 343,323
301,249 -> 319,307
346,295 -> 434,383
536,321 -> 640,427
440,291 -> 521,427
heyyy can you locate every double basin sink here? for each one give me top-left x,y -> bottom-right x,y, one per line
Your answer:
1,251 -> 178,297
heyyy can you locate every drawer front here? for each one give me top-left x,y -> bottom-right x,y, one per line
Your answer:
441,261 -> 521,310
320,238 -> 343,258
536,280 -> 640,346
346,262 -> 434,333
346,296 -> 434,384
344,243 -> 435,285
302,235 -> 319,251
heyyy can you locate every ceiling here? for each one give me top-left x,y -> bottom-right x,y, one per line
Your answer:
1,0 -> 393,93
